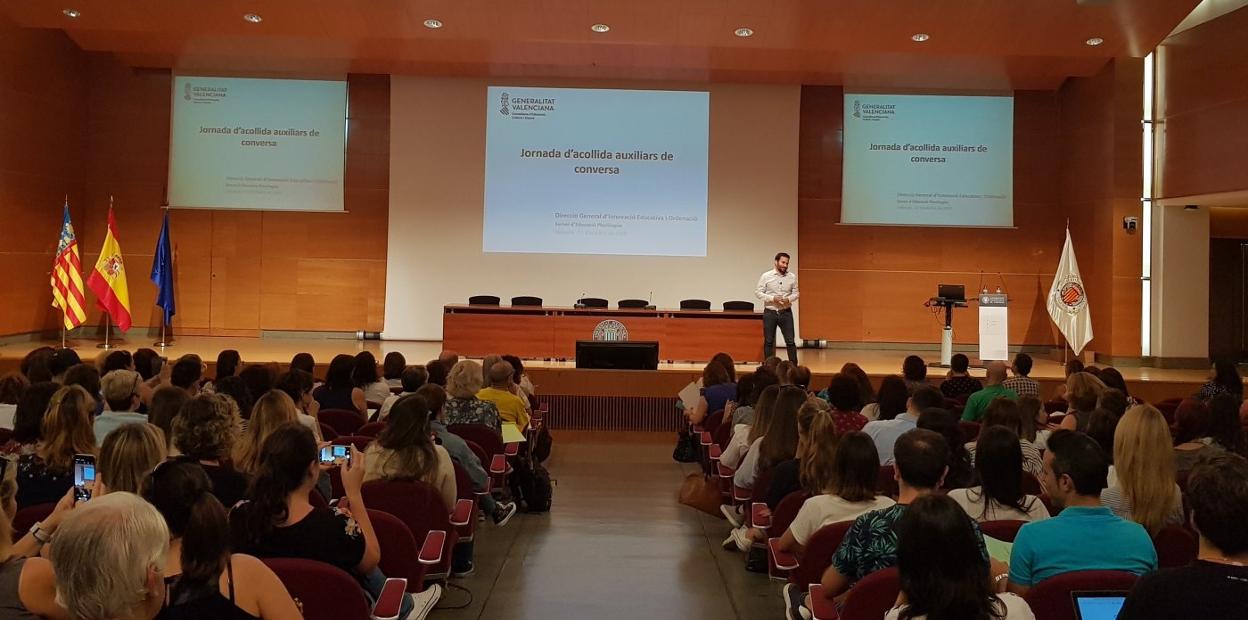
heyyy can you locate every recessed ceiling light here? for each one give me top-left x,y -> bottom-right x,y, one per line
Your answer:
591,23 -> 610,33
911,33 -> 930,42
1085,36 -> 1104,46
243,13 -> 263,24
423,18 -> 443,29
62,8 -> 80,18
734,27 -> 754,38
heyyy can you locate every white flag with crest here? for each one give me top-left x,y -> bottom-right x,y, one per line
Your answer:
1047,228 -> 1093,355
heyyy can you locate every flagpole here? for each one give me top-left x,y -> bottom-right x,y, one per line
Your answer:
97,311 -> 114,350
155,320 -> 170,349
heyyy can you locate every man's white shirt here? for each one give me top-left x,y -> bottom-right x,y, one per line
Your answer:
755,269 -> 799,311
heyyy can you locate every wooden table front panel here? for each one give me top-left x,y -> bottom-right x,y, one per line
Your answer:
664,315 -> 762,362
550,315 -> 668,359
442,313 -> 554,359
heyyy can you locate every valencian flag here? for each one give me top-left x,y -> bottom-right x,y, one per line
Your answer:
1047,227 -> 1093,355
50,202 -> 87,329
150,211 -> 175,325
86,205 -> 133,332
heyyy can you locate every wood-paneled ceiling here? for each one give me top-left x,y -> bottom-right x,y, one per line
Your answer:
3,0 -> 1200,90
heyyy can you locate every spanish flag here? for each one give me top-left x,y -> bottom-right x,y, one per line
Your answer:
86,205 -> 132,332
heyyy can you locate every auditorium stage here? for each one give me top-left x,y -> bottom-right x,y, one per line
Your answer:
0,335 -> 1208,409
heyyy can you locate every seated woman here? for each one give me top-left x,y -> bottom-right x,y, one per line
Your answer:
352,352 -> 392,407
98,422 -> 167,495
966,398 -> 1043,479
443,360 -> 501,434
917,407 -> 975,490
948,427 -> 1050,522
363,395 -> 457,512
1058,372 -> 1106,432
1016,396 -> 1051,451
382,352 -> 407,389
143,459 -> 302,619
775,430 -> 895,558
869,375 -> 910,422
2,381 -> 58,456
312,354 -> 366,417
274,371 -> 324,439
1101,405 -> 1183,535
1207,392 -> 1247,456
172,393 -> 249,509
887,494 -> 1033,620
229,424 -> 440,618
0,456 -> 78,617
1172,398 -> 1224,476
235,391 -> 306,476
17,385 -> 96,509
148,385 -> 190,453
1197,358 -> 1244,401
204,349 -> 242,394
823,373 -> 869,434
733,386 -> 807,491
687,361 -> 736,427
721,384 -> 779,471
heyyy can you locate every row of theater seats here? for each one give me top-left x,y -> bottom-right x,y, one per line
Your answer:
467,295 -> 757,311
692,404 -> 1202,620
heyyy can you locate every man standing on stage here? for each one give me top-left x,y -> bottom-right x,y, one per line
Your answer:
755,252 -> 799,362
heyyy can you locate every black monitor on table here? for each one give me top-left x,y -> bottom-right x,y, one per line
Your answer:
937,284 -> 966,302
575,341 -> 659,370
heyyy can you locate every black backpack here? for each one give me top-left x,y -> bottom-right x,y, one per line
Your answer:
530,424 -> 553,464
509,457 -> 553,513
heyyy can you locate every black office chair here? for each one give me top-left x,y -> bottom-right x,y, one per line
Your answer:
578,297 -> 608,308
723,300 -> 755,311
468,295 -> 500,305
511,296 -> 543,307
679,299 -> 711,310
617,299 -> 649,309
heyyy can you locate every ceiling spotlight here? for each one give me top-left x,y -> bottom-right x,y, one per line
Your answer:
911,33 -> 930,42
62,8 -> 80,18
591,23 -> 610,33
734,27 -> 754,38
423,18 -> 443,29
1085,36 -> 1104,46
243,13 -> 263,24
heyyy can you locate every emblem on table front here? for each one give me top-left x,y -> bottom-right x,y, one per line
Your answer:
592,320 -> 629,342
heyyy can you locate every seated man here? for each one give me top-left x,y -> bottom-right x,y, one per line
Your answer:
1119,452 -> 1248,619
476,361 -> 530,430
862,386 -> 944,465
94,369 -> 148,444
961,361 -> 1018,422
1007,430 -> 1157,594
379,365 -> 427,420
939,353 -> 983,400
790,429 -> 988,618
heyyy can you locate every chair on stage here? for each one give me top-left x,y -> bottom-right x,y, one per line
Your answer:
577,297 -> 608,308
723,300 -> 755,311
511,296 -> 543,307
680,299 -> 711,310
617,299 -> 649,309
468,295 -> 500,305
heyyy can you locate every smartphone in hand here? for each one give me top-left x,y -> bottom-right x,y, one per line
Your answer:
319,444 -> 352,467
73,454 -> 96,502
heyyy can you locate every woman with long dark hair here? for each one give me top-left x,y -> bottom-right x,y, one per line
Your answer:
313,354 -> 365,416
382,351 -> 407,388
872,375 -> 910,422
363,395 -> 456,512
688,360 -> 736,426
353,352 -> 392,405
734,386 -> 807,490
1208,392 -> 1247,456
888,494 -> 1032,620
1173,398 -> 1222,476
229,424 -> 440,617
840,363 -> 876,410
206,349 -> 242,393
145,459 -> 301,619
917,408 -> 974,490
721,384 -> 780,471
948,427 -> 1049,522
902,355 -> 929,394
1198,359 -> 1244,401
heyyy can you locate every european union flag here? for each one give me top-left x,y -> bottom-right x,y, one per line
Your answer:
150,211 -> 175,325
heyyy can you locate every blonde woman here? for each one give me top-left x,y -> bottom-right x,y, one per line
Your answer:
444,360 -> 501,433
235,391 -> 303,476
1059,372 -> 1107,432
98,423 -> 167,495
17,385 -> 96,509
1102,404 -> 1184,535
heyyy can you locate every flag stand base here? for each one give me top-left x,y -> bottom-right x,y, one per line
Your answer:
95,343 -> 118,350
154,323 -> 172,348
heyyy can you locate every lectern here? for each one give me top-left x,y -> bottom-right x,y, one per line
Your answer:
929,284 -> 968,367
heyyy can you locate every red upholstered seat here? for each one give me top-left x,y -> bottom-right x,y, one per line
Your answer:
262,557 -> 407,620
361,480 -> 459,580
979,519 -> 1026,542
877,466 -> 899,499
356,421 -> 387,437
1153,524 -> 1198,569
369,509 -> 435,592
1023,570 -> 1138,620
319,422 -> 339,441
789,520 -> 854,589
450,462 -> 479,542
959,420 -> 981,443
319,408 -> 365,436
809,566 -> 901,620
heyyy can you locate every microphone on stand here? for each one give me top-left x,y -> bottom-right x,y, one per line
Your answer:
574,291 -> 587,309
645,291 -> 656,310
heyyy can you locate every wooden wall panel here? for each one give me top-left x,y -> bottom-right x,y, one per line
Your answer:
1157,6 -> 1248,199
0,15 -> 88,336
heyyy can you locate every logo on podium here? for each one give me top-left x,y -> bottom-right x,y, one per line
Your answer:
592,320 -> 629,342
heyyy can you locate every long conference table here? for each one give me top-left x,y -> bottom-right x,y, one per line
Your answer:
442,304 -> 764,363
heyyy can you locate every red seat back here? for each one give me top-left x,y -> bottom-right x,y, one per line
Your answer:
318,422 -> 339,441
369,509 -> 429,592
448,424 -> 503,457
463,440 -> 490,470
262,558 -> 370,620
1023,571 -> 1138,620
361,479 -> 458,578
1153,524 -> 1198,569
703,409 -> 725,438
356,421 -> 387,437
1021,471 -> 1043,496
319,409 -> 364,436
768,491 -> 811,538
839,566 -> 901,620
712,417 -> 734,450
11,503 -> 54,543
877,465 -> 899,499
959,420 -> 981,443
791,520 -> 853,588
978,519 -> 1026,542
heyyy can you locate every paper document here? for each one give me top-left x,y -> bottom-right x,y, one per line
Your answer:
502,424 -> 527,444
985,535 -> 1013,564
678,381 -> 701,409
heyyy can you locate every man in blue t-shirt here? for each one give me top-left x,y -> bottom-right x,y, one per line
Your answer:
1007,430 -> 1157,594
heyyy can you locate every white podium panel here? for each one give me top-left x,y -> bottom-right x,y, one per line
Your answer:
978,293 -> 1009,361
